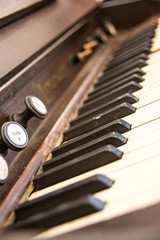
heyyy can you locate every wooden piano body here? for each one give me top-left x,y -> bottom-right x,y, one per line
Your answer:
1,0 -> 160,239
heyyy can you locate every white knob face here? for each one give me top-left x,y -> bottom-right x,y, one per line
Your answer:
0,155 -> 9,181
2,122 -> 28,150
30,96 -> 47,116
6,123 -> 27,146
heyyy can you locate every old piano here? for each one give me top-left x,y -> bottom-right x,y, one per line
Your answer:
1,0 -> 160,239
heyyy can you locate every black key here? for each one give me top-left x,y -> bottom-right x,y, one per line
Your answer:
111,48 -> 149,65
103,59 -> 146,79
64,103 -> 135,141
104,59 -> 146,78
85,80 -> 141,104
53,119 -> 130,156
114,40 -> 151,55
118,32 -> 154,51
14,195 -> 106,229
44,132 -> 126,170
16,174 -> 113,220
82,82 -> 141,110
106,54 -> 148,74
108,48 -> 150,69
92,74 -> 143,96
104,55 -> 147,74
118,28 -> 155,50
87,74 -> 142,100
115,40 -> 152,56
75,93 -> 138,124
121,28 -> 155,44
96,67 -> 145,86
115,37 -> 152,52
33,144 -> 122,189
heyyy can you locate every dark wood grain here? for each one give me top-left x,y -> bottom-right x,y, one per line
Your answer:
0,7 -> 101,166
101,0 -> 160,30
0,11 -> 103,222
0,39 -> 116,228
0,0 -> 100,227
0,0 -> 159,232
0,0 -> 56,28
0,0 -> 98,84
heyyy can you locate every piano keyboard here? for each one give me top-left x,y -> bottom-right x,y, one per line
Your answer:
7,18 -> 160,239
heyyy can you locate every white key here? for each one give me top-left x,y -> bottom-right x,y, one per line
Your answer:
30,56 -> 160,200
134,85 -> 160,108
124,99 -> 160,128
31,20 -> 160,239
30,116 -> 160,201
34,154 -> 160,239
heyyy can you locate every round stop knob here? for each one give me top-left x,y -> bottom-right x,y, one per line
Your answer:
0,154 -> 9,185
0,121 -> 28,155
104,21 -> 117,37
9,96 -> 48,128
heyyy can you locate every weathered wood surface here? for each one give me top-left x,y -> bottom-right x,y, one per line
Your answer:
0,39 -> 116,228
0,0 -> 55,28
0,0 -> 97,84
1,0 -> 160,233
0,6 -> 101,166
0,0 -> 100,228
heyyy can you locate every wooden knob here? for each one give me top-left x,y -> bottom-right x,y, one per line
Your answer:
83,40 -> 99,50
9,96 -> 48,128
71,48 -> 92,64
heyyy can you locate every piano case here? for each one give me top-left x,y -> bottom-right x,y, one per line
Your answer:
1,0 -> 160,239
